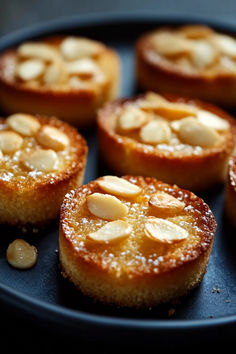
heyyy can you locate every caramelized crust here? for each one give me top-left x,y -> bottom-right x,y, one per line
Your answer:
225,157 -> 236,228
97,93 -> 236,192
59,176 -> 216,308
0,115 -> 87,226
136,25 -> 236,108
0,36 -> 120,127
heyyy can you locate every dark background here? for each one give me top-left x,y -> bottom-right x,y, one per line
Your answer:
1,1 -> 236,352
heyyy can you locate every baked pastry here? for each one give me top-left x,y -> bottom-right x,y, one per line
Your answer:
225,156 -> 236,228
136,25 -> 236,108
97,91 -> 236,192
59,175 -> 216,308
0,36 -> 120,127
0,113 -> 87,226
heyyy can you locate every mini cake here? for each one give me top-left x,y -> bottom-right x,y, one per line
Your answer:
97,92 -> 236,192
225,156 -> 236,228
59,175 -> 216,308
0,36 -> 120,127
136,25 -> 236,108
0,113 -> 87,226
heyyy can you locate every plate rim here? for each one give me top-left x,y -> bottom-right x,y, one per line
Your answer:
0,10 -> 236,335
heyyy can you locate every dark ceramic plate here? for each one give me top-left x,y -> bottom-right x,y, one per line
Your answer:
0,12 -> 236,344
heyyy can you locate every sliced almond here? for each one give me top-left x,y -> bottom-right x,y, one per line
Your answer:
118,106 -> 148,130
144,217 -> 188,243
87,220 -> 132,243
86,193 -> 128,220
154,102 -> 198,120
179,25 -> 214,39
16,59 -> 45,81
197,110 -> 230,131
140,120 -> 171,144
138,92 -> 168,110
60,37 -> 102,60
0,149 -> 3,162
23,149 -> 58,172
190,40 -> 217,69
0,131 -> 23,153
152,32 -> 192,57
65,58 -> 100,78
43,62 -> 68,85
178,117 -> 220,147
97,176 -> 142,198
18,42 -> 59,61
213,34 -> 236,58
37,126 -> 69,151
149,192 -> 185,217
7,113 -> 40,136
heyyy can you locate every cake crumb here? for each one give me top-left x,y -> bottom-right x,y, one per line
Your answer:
168,308 -> 176,317
226,299 -> 231,303
212,287 -> 221,293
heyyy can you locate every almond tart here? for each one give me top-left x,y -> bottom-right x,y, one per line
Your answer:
97,91 -> 236,192
0,36 -> 120,128
225,156 -> 236,228
0,113 -> 87,226
59,175 -> 216,308
136,24 -> 236,108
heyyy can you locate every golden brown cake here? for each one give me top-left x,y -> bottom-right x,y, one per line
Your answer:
0,36 -> 120,128
97,91 -> 236,192
225,156 -> 236,228
136,25 -> 236,108
59,175 -> 216,308
0,113 -> 87,226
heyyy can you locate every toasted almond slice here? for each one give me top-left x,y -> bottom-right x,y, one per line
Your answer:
65,58 -> 100,78
0,149 -> 3,162
97,176 -> 142,198
43,62 -> 68,85
190,40 -> 217,69
0,131 -> 23,153
153,102 -> 198,120
18,42 -> 59,61
60,37 -> 102,60
87,220 -> 132,243
37,126 -> 69,151
152,32 -> 192,56
149,192 -> 185,217
16,59 -> 45,81
140,120 -> 171,144
138,92 -> 168,110
178,117 -> 220,147
7,113 -> 40,136
144,217 -> 188,243
23,149 -> 58,172
179,25 -> 214,39
197,110 -> 230,131
118,106 -> 148,130
213,34 -> 236,58
86,193 -> 128,220
6,239 -> 37,269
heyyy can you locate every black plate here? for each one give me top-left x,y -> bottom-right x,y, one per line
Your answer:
0,12 -> 236,344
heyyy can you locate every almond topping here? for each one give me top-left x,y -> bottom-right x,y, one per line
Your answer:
213,34 -> 236,58
18,42 -> 59,61
152,32 -> 192,56
87,220 -> 132,243
6,239 -> 37,269
23,149 -> 58,172
140,120 -> 171,144
7,113 -> 40,136
179,25 -> 213,39
16,59 -> 45,81
178,117 -> 220,147
86,193 -> 128,220
149,192 -> 185,217
197,110 -> 230,131
154,102 -> 198,120
139,92 -> 168,110
190,40 -> 217,69
43,62 -> 68,85
37,126 -> 69,151
60,37 -> 102,60
0,131 -> 23,153
65,58 -> 100,78
144,217 -> 188,243
119,106 -> 148,130
0,150 -> 3,162
97,176 -> 141,198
